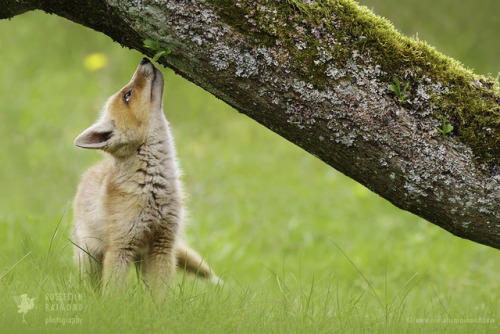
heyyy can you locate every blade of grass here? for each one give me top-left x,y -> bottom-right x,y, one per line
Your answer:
330,239 -> 384,309
0,251 -> 31,280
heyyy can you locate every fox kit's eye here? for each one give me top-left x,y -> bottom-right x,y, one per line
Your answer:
124,89 -> 132,104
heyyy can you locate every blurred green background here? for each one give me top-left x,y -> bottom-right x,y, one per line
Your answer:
0,0 -> 499,332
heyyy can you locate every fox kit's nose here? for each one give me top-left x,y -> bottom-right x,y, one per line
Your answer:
138,58 -> 155,79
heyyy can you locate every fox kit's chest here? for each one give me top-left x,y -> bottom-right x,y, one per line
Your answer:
102,151 -> 182,242
105,169 -> 176,216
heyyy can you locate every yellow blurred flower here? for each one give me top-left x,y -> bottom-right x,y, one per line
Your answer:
83,52 -> 108,71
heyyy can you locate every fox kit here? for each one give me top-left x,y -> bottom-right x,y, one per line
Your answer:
73,58 -> 217,291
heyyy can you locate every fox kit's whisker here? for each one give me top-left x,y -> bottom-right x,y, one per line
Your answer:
73,58 -> 218,293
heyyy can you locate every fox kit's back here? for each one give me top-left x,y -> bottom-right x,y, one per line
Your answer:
73,58 -> 217,292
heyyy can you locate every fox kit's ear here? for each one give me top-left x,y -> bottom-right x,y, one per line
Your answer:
74,121 -> 114,149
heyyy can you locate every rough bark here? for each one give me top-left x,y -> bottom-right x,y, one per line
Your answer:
1,0 -> 499,249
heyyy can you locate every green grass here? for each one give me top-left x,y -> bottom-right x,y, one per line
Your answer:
0,3 -> 499,333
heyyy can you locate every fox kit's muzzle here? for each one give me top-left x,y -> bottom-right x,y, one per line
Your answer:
135,57 -> 164,110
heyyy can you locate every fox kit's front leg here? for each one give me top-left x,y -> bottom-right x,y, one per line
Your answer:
102,250 -> 132,291
143,238 -> 176,290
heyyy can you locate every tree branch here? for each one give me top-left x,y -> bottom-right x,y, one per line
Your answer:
2,0 -> 500,249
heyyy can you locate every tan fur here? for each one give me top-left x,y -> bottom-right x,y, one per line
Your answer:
72,59 -> 219,292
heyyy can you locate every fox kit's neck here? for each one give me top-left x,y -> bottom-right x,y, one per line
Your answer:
111,115 -> 182,197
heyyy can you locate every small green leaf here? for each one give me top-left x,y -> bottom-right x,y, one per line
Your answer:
144,38 -> 172,62
436,116 -> 453,138
389,77 -> 410,102
144,38 -> 159,50
152,51 -> 166,62
393,77 -> 400,87
402,82 -> 409,93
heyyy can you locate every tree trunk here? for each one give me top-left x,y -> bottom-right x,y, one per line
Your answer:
1,0 -> 499,249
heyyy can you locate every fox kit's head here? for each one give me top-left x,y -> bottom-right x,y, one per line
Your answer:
75,58 -> 164,157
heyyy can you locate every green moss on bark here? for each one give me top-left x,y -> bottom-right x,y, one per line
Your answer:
207,0 -> 500,165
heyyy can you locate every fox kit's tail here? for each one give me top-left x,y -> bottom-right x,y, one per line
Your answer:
175,240 -> 222,284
